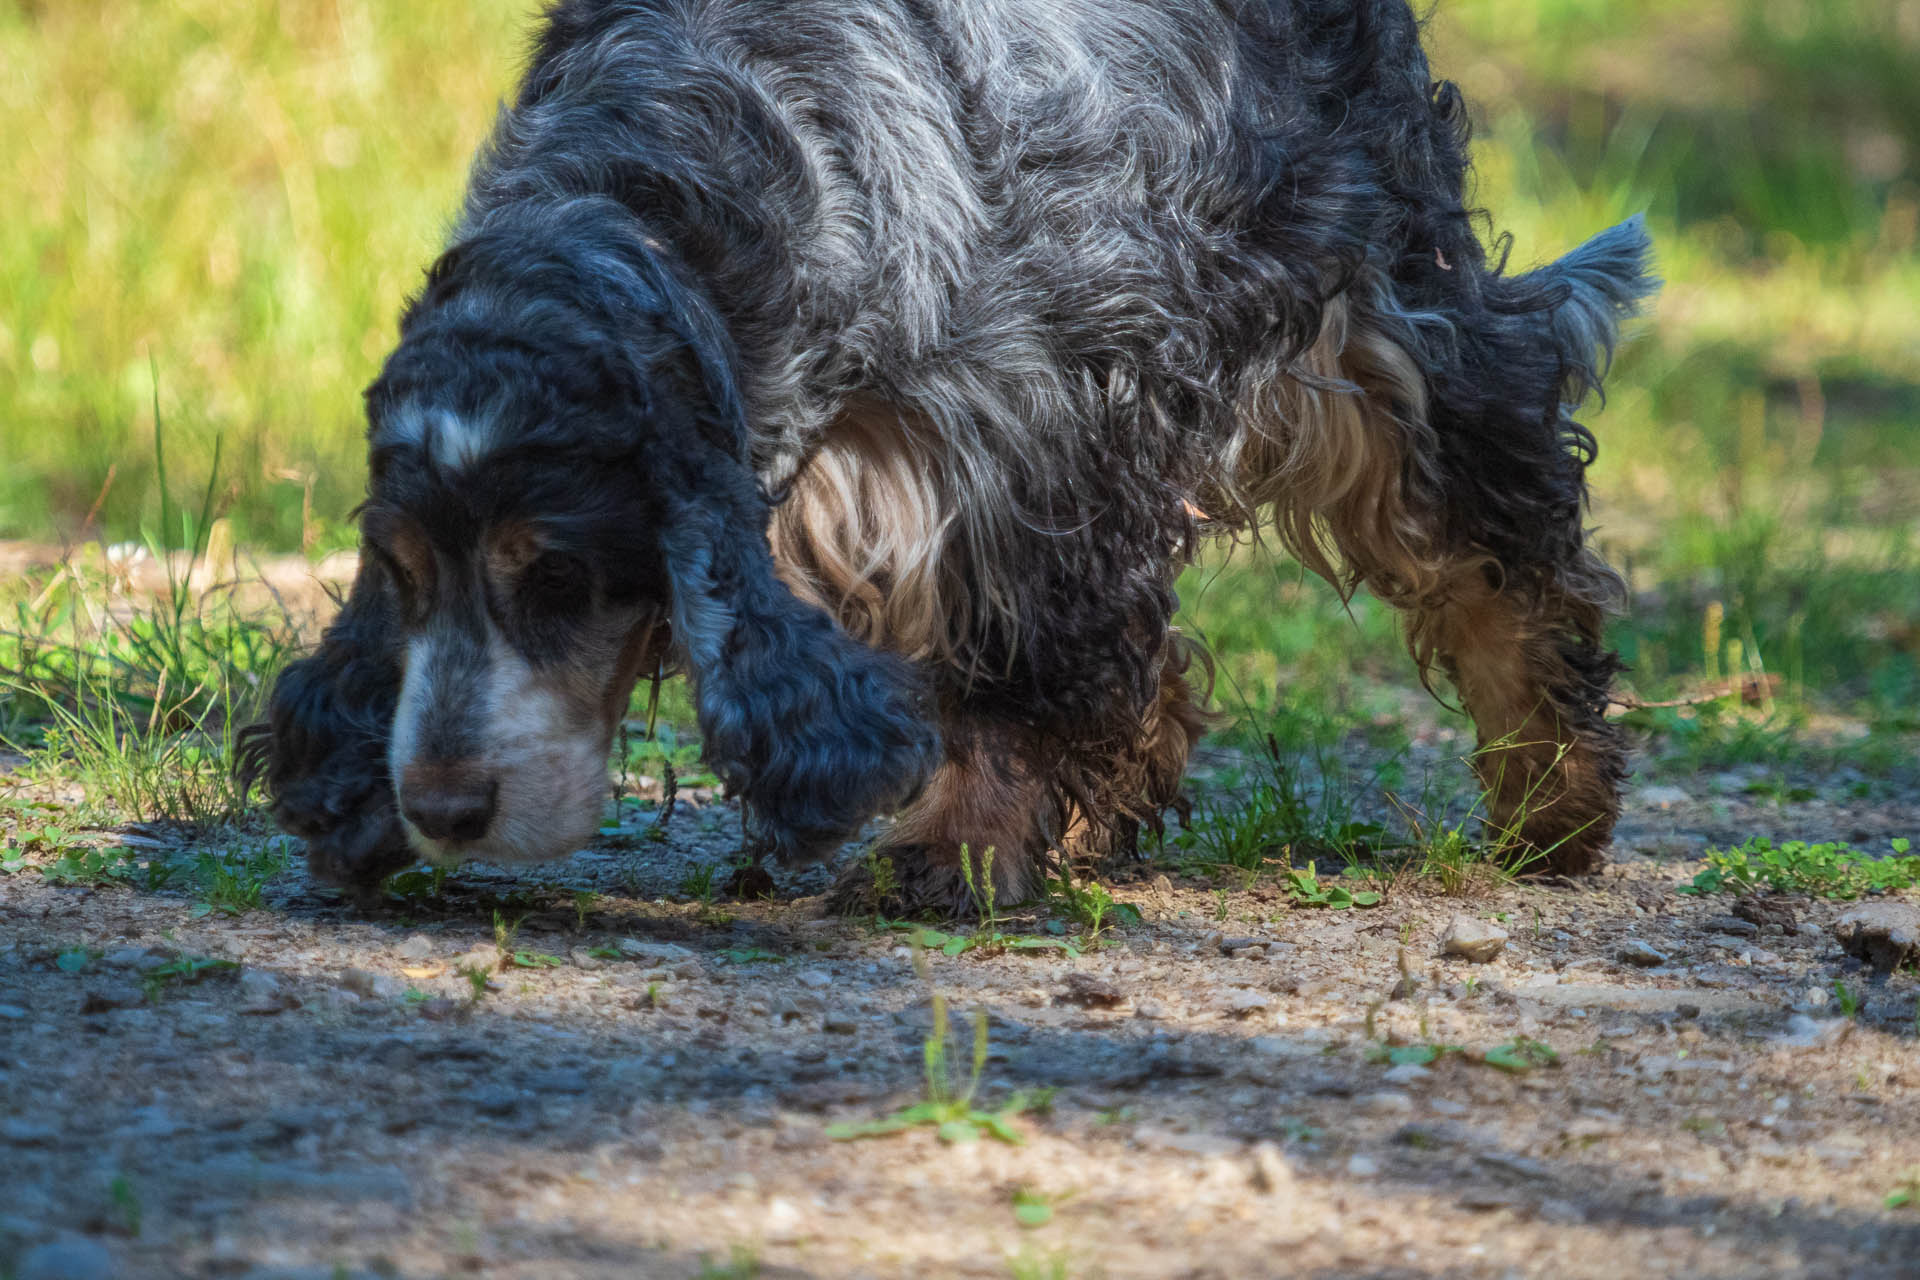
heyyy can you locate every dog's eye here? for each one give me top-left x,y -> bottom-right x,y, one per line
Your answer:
523,553 -> 589,604
370,545 -> 416,603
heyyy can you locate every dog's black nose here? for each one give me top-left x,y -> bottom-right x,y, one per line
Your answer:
399,769 -> 497,843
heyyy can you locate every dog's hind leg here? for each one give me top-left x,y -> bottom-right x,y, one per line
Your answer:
1408,561 -> 1626,875
1242,222 -> 1649,875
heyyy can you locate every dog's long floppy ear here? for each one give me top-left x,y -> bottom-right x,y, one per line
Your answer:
238,552 -> 413,891
658,447 -> 941,860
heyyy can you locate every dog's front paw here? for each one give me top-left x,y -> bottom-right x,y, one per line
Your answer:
299,800 -> 415,902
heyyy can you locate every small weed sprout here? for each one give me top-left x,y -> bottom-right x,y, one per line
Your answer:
959,843 -> 998,926
1011,1186 -> 1056,1228
1007,1246 -> 1077,1280
491,909 -> 523,968
864,845 -> 900,909
1045,872 -> 1141,945
382,864 -> 449,903
457,964 -> 491,1003
883,845 -> 1085,957
827,952 -> 1050,1145
1833,978 -> 1864,1019
1888,1169 -> 1920,1211
678,862 -> 718,903
40,843 -> 137,888
1281,860 -> 1380,910
107,1173 -> 142,1237
140,954 -> 238,1002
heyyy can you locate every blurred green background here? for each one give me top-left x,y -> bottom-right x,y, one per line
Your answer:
2,0 -> 1917,743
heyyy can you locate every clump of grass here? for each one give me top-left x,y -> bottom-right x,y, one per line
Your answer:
106,1174 -> 142,1238
188,839 -> 291,917
456,964 -> 491,1003
677,862 -> 720,904
39,843 -> 137,889
1281,860 -> 1380,910
827,988 -> 1051,1145
1679,836 -> 1917,899
1166,742 -> 1390,884
383,864 -> 450,904
1045,872 -> 1141,944
1,413 -> 293,830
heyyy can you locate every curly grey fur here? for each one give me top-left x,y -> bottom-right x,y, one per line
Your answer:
252,0 -> 1656,894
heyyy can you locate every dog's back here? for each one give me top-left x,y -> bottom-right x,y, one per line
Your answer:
467,1 -> 1461,473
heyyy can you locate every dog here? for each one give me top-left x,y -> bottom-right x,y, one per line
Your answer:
243,0 -> 1654,913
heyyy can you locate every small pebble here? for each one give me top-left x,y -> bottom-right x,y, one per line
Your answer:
1617,940 -> 1668,968
618,939 -> 694,964
1439,914 -> 1508,963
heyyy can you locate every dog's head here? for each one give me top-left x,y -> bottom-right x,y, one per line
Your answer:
355,219 -> 939,869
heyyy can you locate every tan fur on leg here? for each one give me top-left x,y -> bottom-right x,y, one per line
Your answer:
1416,570 -> 1622,874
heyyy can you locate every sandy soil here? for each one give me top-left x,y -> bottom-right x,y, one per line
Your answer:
2,763 -> 1918,1280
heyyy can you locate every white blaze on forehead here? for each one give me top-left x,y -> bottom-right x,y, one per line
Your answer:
386,403 -> 497,470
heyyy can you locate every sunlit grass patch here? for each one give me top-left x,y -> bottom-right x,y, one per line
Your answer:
1,420 -> 293,829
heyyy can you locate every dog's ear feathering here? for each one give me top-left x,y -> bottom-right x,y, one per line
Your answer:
240,553 -> 412,888
658,445 -> 941,861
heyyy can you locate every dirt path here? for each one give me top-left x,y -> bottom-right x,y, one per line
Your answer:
2,771 -> 1918,1279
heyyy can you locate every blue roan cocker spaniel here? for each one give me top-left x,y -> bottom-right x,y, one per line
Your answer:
244,0 -> 1654,913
